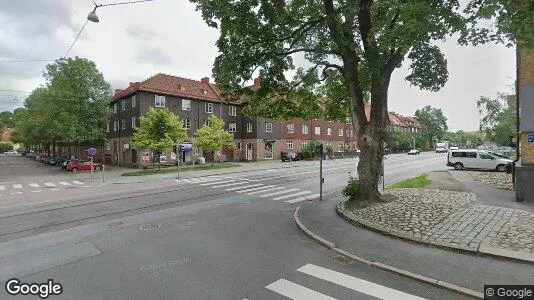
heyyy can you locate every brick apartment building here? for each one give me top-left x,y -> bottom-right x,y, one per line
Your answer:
105,73 -> 420,167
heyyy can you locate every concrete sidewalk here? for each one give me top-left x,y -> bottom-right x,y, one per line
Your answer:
295,194 -> 534,297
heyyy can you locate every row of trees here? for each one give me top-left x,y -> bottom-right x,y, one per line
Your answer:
132,108 -> 234,166
477,92 -> 516,147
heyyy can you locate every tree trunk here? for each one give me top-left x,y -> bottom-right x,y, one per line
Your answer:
355,124 -> 383,202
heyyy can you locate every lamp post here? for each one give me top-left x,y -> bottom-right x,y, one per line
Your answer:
86,0 -> 156,23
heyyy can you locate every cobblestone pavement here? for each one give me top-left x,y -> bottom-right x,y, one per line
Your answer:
343,188 -> 534,256
465,170 -> 513,190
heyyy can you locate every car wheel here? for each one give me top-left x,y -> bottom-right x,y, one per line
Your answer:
496,164 -> 506,172
454,163 -> 463,170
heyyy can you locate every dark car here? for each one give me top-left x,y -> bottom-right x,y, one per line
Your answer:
281,151 -> 300,162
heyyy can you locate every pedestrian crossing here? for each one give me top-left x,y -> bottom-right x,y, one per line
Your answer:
176,176 -> 319,204
265,263 -> 427,300
0,180 -> 94,196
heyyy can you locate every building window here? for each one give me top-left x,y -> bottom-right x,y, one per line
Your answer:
205,102 -> 213,113
105,142 -> 110,151
131,116 -> 136,128
346,129 -> 349,137
301,141 -> 308,148
302,124 -> 308,134
204,120 -> 212,127
228,122 -> 237,132
327,128 -> 332,135
237,142 -> 241,150
132,95 -> 136,108
326,141 -> 332,147
155,95 -> 165,107
286,140 -> 293,149
121,100 -> 126,110
338,129 -> 343,136
265,122 -> 273,133
182,99 -> 191,111
315,126 -> 321,135
229,106 -> 237,116
246,123 -> 252,133
106,122 -> 110,132
113,103 -> 118,113
121,119 -> 126,130
113,120 -> 118,132
287,124 -> 294,133
183,118 -> 191,130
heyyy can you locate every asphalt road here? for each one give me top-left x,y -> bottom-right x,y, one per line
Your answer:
0,152 -> 478,299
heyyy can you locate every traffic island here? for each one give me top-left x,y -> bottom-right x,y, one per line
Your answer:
336,173 -> 534,263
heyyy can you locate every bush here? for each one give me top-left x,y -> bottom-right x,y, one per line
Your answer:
298,141 -> 321,160
0,141 -> 14,153
342,176 -> 360,198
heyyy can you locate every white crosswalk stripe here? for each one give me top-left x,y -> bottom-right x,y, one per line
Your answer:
0,185 -> 5,191
44,182 -> 56,187
258,188 -> 299,198
13,184 -> 22,189
246,186 -> 285,195
272,191 -> 311,201
212,182 -> 249,189
29,183 -> 40,188
285,194 -> 319,204
266,264 -> 427,300
200,180 -> 233,186
59,182 -> 71,186
236,185 -> 275,193
226,183 -> 263,191
72,181 -> 84,185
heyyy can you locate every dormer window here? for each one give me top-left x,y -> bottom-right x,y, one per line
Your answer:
180,85 -> 185,91
202,89 -> 208,95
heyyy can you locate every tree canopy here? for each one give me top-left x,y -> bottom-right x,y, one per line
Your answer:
131,107 -> 188,154
415,105 -> 448,143
190,0 -> 534,202
0,111 -> 15,129
477,93 -> 516,146
193,114 -> 234,162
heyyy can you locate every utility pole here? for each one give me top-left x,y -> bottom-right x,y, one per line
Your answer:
317,143 -> 324,200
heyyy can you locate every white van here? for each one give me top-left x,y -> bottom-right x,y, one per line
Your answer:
447,149 -> 512,172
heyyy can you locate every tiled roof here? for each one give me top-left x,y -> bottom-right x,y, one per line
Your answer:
110,73 -> 223,103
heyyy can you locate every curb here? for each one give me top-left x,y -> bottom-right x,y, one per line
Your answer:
294,205 -> 485,299
336,199 -> 534,264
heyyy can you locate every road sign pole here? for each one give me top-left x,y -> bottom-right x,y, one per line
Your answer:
90,156 -> 93,181
102,164 -> 105,182
320,154 -> 323,200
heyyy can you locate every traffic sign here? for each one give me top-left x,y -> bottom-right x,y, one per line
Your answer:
87,147 -> 96,156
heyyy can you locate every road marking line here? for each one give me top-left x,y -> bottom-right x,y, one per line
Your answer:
31,190 -> 42,193
246,186 -> 285,195
72,181 -> 84,185
29,183 -> 40,188
297,264 -> 427,300
187,178 -> 211,183
44,182 -> 56,187
226,183 -> 263,191
200,180 -> 233,186
83,186 -> 92,188
59,182 -> 71,186
13,184 -> 23,189
236,185 -> 274,193
266,278 -> 336,300
272,191 -> 311,201
212,182 -> 249,188
285,194 -> 319,203
50,188 -> 60,191
10,192 -> 23,195
258,188 -> 299,198
0,186 -> 5,191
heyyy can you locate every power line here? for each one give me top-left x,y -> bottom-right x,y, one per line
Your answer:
0,59 -> 56,63
63,19 -> 89,59
97,0 -> 156,7
0,89 -> 30,93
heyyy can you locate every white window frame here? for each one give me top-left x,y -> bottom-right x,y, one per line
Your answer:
121,119 -> 126,130
286,140 -> 294,150
205,102 -> 213,113
229,106 -> 237,116
246,123 -> 253,133
338,129 -> 344,136
131,95 -> 136,108
121,100 -> 126,110
287,124 -> 294,133
131,116 -> 136,128
105,142 -> 110,151
106,122 -> 110,132
237,142 -> 242,150
113,103 -> 118,113
183,118 -> 191,130
155,95 -> 165,108
113,120 -> 118,132
182,99 -> 191,111
302,125 -> 308,134
228,122 -> 237,132
326,141 -> 332,147
315,126 -> 321,135
204,120 -> 212,127
265,122 -> 273,133
301,141 -> 308,148
327,128 -> 332,136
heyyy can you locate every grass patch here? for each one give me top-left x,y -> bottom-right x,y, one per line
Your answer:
121,162 -> 241,176
387,174 -> 430,189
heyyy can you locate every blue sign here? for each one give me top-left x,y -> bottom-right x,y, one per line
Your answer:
528,135 -> 534,143
180,144 -> 193,152
87,147 -> 97,156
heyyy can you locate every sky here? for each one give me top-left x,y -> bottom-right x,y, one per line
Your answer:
0,0 -> 517,132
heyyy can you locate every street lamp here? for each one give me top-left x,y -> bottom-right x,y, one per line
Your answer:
87,0 -> 156,23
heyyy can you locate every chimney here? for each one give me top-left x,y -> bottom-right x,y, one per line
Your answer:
253,77 -> 261,88
201,77 -> 209,83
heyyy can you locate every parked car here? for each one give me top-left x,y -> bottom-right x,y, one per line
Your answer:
62,159 -> 77,169
447,149 -> 513,172
408,149 -> 420,155
281,151 -> 301,162
67,160 -> 102,172
4,151 -> 21,156
449,146 -> 459,150
435,147 -> 447,153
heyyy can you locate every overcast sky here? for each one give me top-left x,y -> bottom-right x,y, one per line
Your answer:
0,0 -> 516,131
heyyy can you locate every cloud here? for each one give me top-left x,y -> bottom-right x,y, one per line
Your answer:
136,46 -> 172,66
125,24 -> 157,41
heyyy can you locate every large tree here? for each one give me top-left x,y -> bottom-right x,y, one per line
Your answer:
477,93 -> 516,146
415,105 -> 448,146
0,111 -> 15,129
193,114 -> 234,165
190,0 -> 534,202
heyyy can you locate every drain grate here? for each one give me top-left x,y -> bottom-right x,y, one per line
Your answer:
139,223 -> 161,231
106,220 -> 125,228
